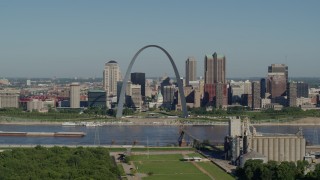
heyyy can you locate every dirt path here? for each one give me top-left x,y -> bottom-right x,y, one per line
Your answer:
192,162 -> 215,180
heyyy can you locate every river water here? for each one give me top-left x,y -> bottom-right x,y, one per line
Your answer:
0,125 -> 319,146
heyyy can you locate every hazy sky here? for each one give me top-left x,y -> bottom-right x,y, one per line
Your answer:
1,1 -> 319,79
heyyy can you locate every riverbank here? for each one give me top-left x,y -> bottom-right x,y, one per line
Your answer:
1,117 -> 320,126
253,117 -> 320,126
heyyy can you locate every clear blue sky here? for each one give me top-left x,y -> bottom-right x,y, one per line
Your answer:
0,0 -> 319,78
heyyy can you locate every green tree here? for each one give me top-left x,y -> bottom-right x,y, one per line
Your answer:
243,159 -> 264,180
296,160 -> 308,179
275,161 -> 296,180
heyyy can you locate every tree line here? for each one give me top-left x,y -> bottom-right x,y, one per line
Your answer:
189,106 -> 320,120
0,146 -> 120,179
236,159 -> 320,180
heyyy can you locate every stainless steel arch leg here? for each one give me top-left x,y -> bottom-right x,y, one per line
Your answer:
116,45 -> 188,118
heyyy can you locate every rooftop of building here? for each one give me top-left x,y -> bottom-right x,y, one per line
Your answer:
107,60 -> 118,64
254,133 -> 303,138
270,64 -> 286,67
88,90 -> 105,93
187,56 -> 196,61
70,82 -> 80,86
206,53 -> 225,59
205,54 -> 213,59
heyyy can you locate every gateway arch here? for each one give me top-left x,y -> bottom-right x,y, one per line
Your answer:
116,45 -> 188,118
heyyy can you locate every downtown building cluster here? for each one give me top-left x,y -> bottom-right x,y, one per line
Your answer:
98,54 -> 320,112
0,53 -> 320,113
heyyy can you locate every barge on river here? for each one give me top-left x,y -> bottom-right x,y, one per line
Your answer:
0,131 -> 86,137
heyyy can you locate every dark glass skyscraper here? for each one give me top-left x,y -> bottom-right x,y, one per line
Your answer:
260,78 -> 266,98
131,72 -> 145,97
88,90 -> 106,108
297,82 -> 309,98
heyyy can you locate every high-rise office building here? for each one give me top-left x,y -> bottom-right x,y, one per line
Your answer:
215,83 -> 228,108
131,72 -> 145,97
163,85 -> 176,109
229,80 -> 245,105
241,94 -> 252,108
268,64 -> 288,83
203,53 -> 227,106
267,64 -> 288,99
177,86 -> 201,108
126,83 -> 142,110
160,76 -> 171,95
185,57 -> 197,86
297,82 -> 309,98
103,60 -> 121,97
204,53 -> 226,84
70,82 -> 80,108
287,82 -> 297,107
88,90 -> 106,108
267,72 -> 287,98
252,81 -> 261,110
260,78 -> 266,98
244,80 -> 252,95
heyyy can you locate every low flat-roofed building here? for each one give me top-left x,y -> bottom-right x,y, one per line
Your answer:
0,89 -> 20,108
264,103 -> 283,110
27,99 -> 45,112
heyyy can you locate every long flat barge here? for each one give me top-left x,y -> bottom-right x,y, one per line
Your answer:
0,131 -> 86,137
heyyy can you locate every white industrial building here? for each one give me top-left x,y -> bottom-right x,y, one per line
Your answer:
225,117 -> 306,165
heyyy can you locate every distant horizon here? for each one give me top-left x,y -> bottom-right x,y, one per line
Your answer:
1,1 -> 319,78
2,76 -> 319,80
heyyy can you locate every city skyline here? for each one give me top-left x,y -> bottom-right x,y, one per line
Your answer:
1,1 -> 320,78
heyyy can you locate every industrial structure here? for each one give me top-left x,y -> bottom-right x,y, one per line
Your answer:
225,117 -> 306,166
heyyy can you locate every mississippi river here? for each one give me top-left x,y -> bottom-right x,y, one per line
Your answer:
0,124 -> 319,146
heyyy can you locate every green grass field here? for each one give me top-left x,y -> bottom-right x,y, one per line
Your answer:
197,162 -> 234,180
131,154 -> 183,161
117,164 -> 126,176
131,153 -> 234,180
142,173 -> 210,180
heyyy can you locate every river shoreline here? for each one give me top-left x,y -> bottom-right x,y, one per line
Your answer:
1,120 -> 320,126
1,116 -> 320,126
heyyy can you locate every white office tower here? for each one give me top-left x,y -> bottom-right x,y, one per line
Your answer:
103,60 -> 122,97
70,82 -> 80,108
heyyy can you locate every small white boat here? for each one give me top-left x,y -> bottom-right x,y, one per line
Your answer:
85,122 -> 102,127
62,122 -> 77,126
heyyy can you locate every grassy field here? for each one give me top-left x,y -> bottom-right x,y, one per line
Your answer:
117,164 -> 126,176
131,153 -> 234,180
142,173 -> 210,180
198,162 -> 234,180
131,154 -> 183,161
